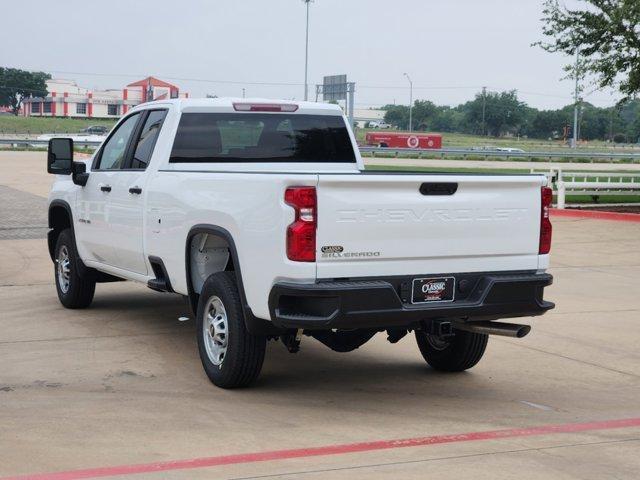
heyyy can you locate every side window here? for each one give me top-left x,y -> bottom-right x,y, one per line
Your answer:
96,113 -> 140,170
130,110 -> 167,169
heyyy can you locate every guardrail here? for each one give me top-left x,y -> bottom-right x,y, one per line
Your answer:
534,169 -> 640,208
3,140 -> 640,161
0,139 -> 103,148
360,146 -> 640,162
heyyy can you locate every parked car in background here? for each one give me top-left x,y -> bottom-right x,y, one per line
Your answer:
495,147 -> 526,153
80,125 -> 109,135
472,146 -> 526,153
368,120 -> 393,129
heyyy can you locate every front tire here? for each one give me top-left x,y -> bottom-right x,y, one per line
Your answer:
196,272 -> 266,389
54,229 -> 96,309
415,328 -> 488,372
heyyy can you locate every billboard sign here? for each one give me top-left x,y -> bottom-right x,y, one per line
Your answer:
323,75 -> 347,101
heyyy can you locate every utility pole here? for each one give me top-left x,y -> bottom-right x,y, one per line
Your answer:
347,82 -> 355,129
303,0 -> 312,101
404,73 -> 413,132
572,48 -> 580,148
146,77 -> 153,103
482,86 -> 487,136
609,107 -> 614,142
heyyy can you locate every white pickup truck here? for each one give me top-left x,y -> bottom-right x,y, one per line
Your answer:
46,98 -> 554,389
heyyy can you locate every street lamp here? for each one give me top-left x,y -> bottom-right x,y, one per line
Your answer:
303,0 -> 313,101
572,48 -> 580,149
404,73 -> 413,132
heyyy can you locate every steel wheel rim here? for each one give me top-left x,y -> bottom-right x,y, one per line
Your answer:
56,245 -> 71,294
203,296 -> 228,366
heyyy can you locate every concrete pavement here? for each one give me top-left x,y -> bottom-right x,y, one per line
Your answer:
1,151 -> 639,479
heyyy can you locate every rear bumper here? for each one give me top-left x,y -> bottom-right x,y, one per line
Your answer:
268,271 -> 554,330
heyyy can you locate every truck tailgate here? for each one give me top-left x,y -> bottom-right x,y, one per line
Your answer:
316,174 -> 544,279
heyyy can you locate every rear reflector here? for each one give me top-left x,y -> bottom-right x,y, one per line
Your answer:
285,187 -> 316,262
539,186 -> 553,254
233,103 -> 299,112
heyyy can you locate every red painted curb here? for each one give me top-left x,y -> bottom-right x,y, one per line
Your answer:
551,208 -> 640,222
4,417 -> 640,480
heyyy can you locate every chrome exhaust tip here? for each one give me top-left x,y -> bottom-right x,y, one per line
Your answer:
452,321 -> 531,338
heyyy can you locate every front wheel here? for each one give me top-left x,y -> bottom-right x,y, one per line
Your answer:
196,272 -> 266,388
54,229 -> 96,309
415,328 -> 488,372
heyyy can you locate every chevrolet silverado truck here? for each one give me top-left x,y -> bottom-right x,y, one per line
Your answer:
46,98 -> 554,389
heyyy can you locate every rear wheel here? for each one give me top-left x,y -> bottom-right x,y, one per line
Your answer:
54,229 -> 95,309
415,328 -> 488,372
196,272 -> 266,388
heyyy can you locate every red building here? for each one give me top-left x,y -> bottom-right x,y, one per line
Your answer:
23,76 -> 189,118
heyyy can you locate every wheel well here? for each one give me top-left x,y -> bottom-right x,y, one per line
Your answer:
185,226 -> 284,336
188,233 -> 233,296
47,205 -> 72,260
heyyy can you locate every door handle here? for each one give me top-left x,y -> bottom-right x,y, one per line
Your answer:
129,186 -> 142,195
100,185 -> 112,193
420,182 -> 458,196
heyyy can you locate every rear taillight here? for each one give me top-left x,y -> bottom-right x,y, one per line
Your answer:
233,103 -> 298,112
539,186 -> 553,254
285,187 -> 316,262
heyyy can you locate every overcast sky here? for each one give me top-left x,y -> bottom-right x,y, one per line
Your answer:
2,0 -> 620,110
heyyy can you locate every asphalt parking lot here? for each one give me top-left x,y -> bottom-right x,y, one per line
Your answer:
1,152 -> 640,479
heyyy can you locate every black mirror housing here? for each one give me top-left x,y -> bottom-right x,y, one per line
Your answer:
72,162 -> 89,187
47,138 -> 74,175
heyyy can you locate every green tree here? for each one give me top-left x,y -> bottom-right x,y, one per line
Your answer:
527,110 -> 566,139
0,67 -> 50,115
460,90 -> 528,137
383,101 -> 454,132
431,107 -> 463,132
379,93 -> 640,141
536,0 -> 640,101
411,100 -> 438,131
619,99 -> 640,141
627,114 -> 640,143
382,104 -> 409,129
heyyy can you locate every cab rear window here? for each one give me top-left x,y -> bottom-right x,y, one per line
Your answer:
169,113 -> 356,163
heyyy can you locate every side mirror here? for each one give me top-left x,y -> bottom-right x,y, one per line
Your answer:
47,138 -> 74,175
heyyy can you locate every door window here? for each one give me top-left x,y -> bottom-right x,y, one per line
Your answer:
130,110 -> 167,169
96,113 -> 141,170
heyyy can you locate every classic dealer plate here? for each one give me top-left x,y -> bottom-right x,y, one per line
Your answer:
411,277 -> 456,304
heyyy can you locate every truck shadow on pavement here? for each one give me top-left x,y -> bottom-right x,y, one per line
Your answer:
61,286 -> 502,404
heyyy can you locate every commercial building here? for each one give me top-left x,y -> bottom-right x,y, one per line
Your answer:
23,77 -> 188,119
353,108 -> 386,128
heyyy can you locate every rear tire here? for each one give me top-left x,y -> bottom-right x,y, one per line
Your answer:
54,229 -> 96,309
196,272 -> 266,389
415,328 -> 488,372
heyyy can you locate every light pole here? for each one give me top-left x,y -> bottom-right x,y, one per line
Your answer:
404,73 -> 413,132
572,48 -> 580,148
481,86 -> 487,136
303,0 -> 312,101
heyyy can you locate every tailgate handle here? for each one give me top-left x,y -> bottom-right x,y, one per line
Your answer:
420,182 -> 458,196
